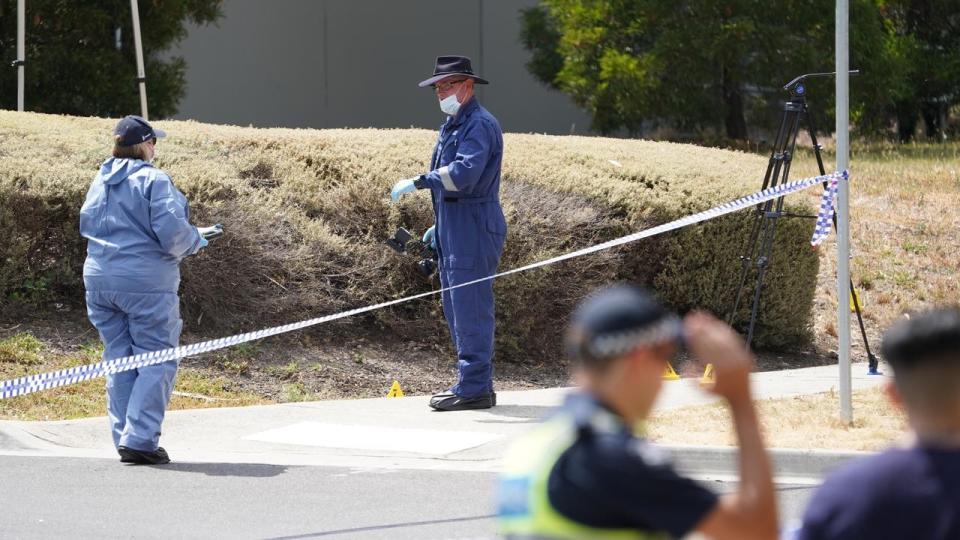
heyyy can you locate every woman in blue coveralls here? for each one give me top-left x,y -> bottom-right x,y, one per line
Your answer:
391,56 -> 507,411
80,115 -> 212,464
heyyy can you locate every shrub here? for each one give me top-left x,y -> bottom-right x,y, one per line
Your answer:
0,111 -> 819,357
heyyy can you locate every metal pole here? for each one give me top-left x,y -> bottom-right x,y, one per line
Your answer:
130,0 -> 149,119
478,0 -> 484,101
836,0 -> 852,423
17,0 -> 25,111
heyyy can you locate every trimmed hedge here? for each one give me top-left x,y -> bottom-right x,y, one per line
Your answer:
0,111 -> 819,355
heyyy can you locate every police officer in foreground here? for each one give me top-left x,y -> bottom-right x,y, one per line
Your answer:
391,55 -> 507,411
497,284 -> 778,539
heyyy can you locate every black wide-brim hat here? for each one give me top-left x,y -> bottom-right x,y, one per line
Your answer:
418,55 -> 490,87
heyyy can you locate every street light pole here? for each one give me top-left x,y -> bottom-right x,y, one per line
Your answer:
16,0 -> 25,111
130,0 -> 149,119
836,0 -> 853,424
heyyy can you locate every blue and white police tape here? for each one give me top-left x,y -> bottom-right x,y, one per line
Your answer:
0,170 -> 847,399
810,171 -> 843,246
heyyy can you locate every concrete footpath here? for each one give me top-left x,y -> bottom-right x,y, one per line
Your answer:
0,363 -> 888,480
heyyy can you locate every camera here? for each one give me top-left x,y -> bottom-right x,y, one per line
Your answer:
200,223 -> 224,240
386,227 -> 438,277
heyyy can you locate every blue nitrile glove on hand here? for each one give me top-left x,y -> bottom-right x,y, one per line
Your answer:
198,235 -> 209,248
422,225 -> 436,250
391,177 -> 418,202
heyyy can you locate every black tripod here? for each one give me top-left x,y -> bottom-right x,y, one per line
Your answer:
726,71 -> 879,374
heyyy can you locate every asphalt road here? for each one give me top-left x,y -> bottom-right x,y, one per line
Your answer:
0,456 -> 817,540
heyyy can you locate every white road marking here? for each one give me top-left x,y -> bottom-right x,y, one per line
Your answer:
245,422 -> 503,455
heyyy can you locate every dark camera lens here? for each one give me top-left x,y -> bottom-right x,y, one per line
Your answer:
416,259 -> 437,277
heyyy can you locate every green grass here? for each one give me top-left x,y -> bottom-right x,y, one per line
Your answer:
281,382 -> 315,402
170,370 -> 265,409
264,361 -> 301,381
901,240 -> 928,255
218,359 -> 250,376
0,333 -> 44,365
228,342 -> 260,359
213,341 -> 259,376
0,332 -> 267,421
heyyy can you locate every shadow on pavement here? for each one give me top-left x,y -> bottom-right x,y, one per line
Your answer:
152,461 -> 290,478
263,514 -> 495,539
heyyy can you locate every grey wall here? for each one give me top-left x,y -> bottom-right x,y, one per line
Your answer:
169,0 -> 593,134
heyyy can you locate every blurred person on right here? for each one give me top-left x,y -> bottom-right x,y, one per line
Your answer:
794,306 -> 960,540
496,283 -> 777,539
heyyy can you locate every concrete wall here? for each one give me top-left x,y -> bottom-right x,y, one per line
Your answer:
169,0 -> 593,134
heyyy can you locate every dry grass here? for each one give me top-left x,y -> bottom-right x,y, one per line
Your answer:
648,386 -> 907,451
789,140 -> 960,357
0,332 -> 267,421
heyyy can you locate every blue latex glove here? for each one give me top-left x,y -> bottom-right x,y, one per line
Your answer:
422,225 -> 436,249
198,235 -> 209,248
391,177 -> 417,202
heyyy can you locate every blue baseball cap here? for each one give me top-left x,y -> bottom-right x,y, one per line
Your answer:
114,115 -> 166,147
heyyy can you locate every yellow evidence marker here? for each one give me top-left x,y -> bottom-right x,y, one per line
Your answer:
700,364 -> 715,386
662,363 -> 681,381
849,289 -> 863,312
386,380 -> 405,398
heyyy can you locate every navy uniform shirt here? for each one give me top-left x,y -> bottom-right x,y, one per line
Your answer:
797,445 -> 960,540
547,394 -> 719,538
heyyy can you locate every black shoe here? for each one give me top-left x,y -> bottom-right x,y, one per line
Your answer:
118,445 -> 170,465
429,391 -> 494,411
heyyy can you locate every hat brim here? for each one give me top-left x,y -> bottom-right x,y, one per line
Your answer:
418,73 -> 489,88
153,128 -> 167,139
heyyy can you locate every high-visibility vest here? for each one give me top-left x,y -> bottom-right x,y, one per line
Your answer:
496,411 -> 668,540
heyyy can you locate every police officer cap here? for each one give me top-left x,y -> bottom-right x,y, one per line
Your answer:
114,115 -> 166,147
566,283 -> 680,363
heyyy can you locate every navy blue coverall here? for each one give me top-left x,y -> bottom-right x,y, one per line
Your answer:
416,97 -> 506,398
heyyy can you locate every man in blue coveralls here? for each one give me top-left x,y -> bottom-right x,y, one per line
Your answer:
391,55 -> 507,411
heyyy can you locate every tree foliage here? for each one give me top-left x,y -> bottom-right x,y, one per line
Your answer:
0,0 -> 222,118
881,0 -> 960,140
520,0 -> 959,140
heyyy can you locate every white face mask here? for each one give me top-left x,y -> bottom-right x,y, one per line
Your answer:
439,94 -> 461,116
